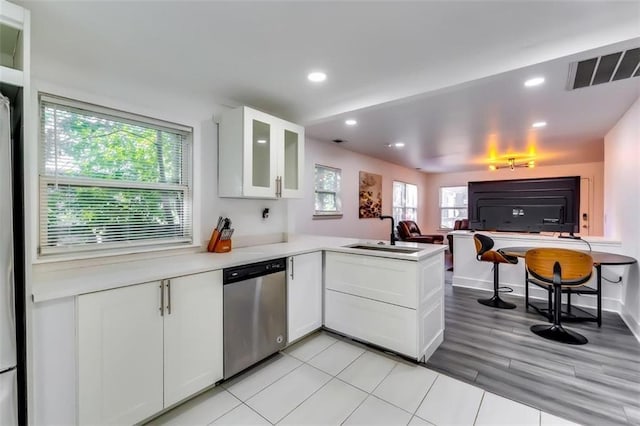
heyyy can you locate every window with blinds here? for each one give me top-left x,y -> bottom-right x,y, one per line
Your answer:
314,164 -> 342,217
39,94 -> 193,256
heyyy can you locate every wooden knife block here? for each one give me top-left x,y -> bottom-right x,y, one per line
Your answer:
207,229 -> 232,253
214,239 -> 232,253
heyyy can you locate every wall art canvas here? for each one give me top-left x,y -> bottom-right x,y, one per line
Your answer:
359,171 -> 382,218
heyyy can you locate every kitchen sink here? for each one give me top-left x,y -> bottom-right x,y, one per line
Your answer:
344,244 -> 422,254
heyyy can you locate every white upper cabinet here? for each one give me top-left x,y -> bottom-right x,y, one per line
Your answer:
0,0 -> 29,87
219,106 -> 304,199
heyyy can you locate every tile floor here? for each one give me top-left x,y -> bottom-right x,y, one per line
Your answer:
149,332 -> 580,426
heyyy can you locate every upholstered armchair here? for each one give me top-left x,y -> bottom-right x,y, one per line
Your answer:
446,219 -> 469,255
397,220 -> 444,244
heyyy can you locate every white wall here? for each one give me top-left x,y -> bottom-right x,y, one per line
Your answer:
289,137 -> 430,240
422,161 -> 605,236
604,96 -> 640,338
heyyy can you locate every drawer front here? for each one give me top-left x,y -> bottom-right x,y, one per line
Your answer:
325,289 -> 416,358
325,252 -> 417,308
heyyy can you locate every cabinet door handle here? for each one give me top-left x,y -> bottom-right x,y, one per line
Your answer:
159,280 -> 165,316
167,279 -> 172,315
290,257 -> 294,280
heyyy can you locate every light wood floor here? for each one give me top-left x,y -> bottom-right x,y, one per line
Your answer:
427,274 -> 640,426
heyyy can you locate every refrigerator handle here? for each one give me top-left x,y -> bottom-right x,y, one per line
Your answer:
7,254 -> 15,329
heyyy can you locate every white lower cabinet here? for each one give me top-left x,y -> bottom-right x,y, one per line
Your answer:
78,282 -> 163,425
287,252 -> 323,343
77,270 -> 223,425
324,251 -> 444,361
325,289 -> 416,357
163,272 -> 224,406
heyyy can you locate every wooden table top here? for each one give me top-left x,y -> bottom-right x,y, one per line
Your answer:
499,246 -> 637,266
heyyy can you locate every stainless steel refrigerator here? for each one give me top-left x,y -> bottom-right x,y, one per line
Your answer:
0,92 -> 18,425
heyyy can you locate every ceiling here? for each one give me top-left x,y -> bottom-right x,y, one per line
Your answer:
17,0 -> 640,173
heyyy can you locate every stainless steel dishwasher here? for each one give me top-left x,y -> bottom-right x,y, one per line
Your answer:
223,258 -> 287,379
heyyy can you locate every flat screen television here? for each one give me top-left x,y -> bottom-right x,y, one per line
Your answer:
468,176 -> 580,234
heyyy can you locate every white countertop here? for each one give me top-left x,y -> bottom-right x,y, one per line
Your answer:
449,230 -> 622,248
32,235 -> 446,302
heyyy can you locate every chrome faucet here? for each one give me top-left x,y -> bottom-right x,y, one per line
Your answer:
379,215 -> 396,245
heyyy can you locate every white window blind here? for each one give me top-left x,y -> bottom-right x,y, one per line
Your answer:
392,181 -> 417,223
314,164 -> 342,216
39,94 -> 193,256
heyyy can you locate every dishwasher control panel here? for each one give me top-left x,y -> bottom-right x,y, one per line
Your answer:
223,257 -> 287,284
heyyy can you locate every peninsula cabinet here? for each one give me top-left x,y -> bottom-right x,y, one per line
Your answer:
287,252 -> 323,343
77,270 -> 223,425
218,106 -> 304,199
324,251 -> 444,361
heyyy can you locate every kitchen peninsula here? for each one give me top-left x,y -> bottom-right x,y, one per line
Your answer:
31,235 -> 446,425
450,231 -> 632,316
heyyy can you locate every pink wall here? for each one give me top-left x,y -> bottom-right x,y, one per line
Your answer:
289,137 -> 430,240
422,161 -> 605,236
291,138 -> 605,240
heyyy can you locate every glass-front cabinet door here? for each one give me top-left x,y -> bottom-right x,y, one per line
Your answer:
242,107 -> 277,198
279,120 -> 304,198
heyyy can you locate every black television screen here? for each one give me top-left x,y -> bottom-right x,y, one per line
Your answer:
468,176 -> 580,233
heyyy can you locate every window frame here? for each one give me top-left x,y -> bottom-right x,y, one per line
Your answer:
38,93 -> 194,257
439,185 -> 468,230
313,164 -> 342,218
392,180 -> 418,223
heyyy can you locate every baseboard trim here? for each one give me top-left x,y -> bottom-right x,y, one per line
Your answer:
421,330 -> 444,363
621,307 -> 640,343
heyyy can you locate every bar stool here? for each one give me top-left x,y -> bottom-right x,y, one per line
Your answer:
473,234 -> 518,309
526,248 -> 593,345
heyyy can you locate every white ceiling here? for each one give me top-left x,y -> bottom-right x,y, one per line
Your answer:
18,0 -> 640,173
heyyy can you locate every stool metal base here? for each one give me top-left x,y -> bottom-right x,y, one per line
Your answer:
530,324 -> 588,345
477,295 -> 516,310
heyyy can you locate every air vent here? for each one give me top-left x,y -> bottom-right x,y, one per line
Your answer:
568,47 -> 640,90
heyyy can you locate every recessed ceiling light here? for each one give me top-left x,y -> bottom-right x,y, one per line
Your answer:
345,119 -> 357,126
524,77 -> 545,87
307,71 -> 327,82
257,139 -> 267,144
532,121 -> 547,128
387,142 -> 405,148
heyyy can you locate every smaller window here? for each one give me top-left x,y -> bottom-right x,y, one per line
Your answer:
392,181 -> 418,223
439,186 -> 468,229
314,164 -> 342,217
